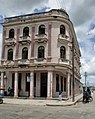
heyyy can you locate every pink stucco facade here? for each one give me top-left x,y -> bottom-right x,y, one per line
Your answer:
0,9 -> 81,98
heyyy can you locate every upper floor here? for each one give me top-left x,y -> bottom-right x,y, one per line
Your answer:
1,9 -> 81,75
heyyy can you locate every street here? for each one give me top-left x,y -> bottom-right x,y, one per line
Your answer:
0,94 -> 95,119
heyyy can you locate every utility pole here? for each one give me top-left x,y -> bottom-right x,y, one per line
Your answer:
72,39 -> 75,102
84,72 -> 87,89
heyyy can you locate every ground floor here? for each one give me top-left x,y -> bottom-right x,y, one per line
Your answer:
0,66 -> 81,99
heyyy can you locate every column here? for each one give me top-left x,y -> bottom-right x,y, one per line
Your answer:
31,27 -> 35,63
22,72 -> 25,94
14,72 -> 18,97
36,72 -> 40,97
0,72 -> 4,96
67,44 -> 71,62
67,72 -> 70,98
2,30 -> 6,59
47,71 -> 53,98
59,76 -> 61,91
47,24 -> 52,62
30,72 -> 34,98
15,28 -> 20,59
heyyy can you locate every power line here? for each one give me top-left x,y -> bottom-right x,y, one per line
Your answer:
56,0 -> 66,9
56,0 -> 61,8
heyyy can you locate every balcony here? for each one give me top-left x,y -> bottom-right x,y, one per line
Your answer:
34,34 -> 48,43
34,58 -> 47,63
58,34 -> 69,44
5,38 -> 16,46
2,60 -> 14,66
58,58 -> 69,64
18,59 -> 30,66
19,36 -> 31,45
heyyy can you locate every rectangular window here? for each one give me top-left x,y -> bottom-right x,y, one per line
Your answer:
56,74 -> 59,92
64,78 -> 66,91
34,73 -> 36,97
61,76 -> 63,91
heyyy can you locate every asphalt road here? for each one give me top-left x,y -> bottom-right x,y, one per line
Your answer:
0,94 -> 95,119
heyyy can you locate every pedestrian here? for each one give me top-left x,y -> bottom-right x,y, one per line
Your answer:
83,89 -> 87,103
59,91 -> 62,101
8,86 -> 11,96
87,87 -> 91,97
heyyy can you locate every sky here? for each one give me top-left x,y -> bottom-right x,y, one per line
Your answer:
0,0 -> 95,86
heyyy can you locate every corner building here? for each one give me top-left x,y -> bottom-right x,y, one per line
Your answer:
0,9 -> 81,98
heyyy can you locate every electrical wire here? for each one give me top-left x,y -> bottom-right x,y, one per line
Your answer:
56,0 -> 66,10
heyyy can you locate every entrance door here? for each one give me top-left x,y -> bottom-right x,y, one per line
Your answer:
40,73 -> 47,97
12,73 -> 14,90
34,73 -> 36,97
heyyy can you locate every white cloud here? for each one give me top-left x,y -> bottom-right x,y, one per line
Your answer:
66,0 -> 95,27
88,27 -> 95,36
0,0 -> 48,17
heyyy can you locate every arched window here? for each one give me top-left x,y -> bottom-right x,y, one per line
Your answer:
60,25 -> 65,35
60,46 -> 66,59
39,25 -> 45,35
23,27 -> 29,37
7,49 -> 13,60
22,47 -> 28,59
9,29 -> 14,38
38,46 -> 45,59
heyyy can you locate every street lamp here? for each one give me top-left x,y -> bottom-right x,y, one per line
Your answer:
84,72 -> 87,89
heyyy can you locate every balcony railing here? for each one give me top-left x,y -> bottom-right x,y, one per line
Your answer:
18,59 -> 30,66
5,38 -> 16,46
1,60 -> 14,66
19,36 -> 31,44
58,34 -> 69,43
34,58 -> 47,63
58,58 -> 69,64
34,34 -> 48,43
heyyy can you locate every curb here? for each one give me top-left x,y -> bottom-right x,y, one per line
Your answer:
46,96 -> 82,106
46,101 -> 76,106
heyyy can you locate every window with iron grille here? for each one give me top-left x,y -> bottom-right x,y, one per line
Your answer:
22,47 -> 28,59
60,46 -> 66,59
38,46 -> 45,60
7,48 -> 13,60
60,25 -> 65,35
39,25 -> 45,35
9,29 -> 14,38
23,27 -> 29,37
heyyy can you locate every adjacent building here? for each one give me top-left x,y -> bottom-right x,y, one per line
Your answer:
0,9 -> 81,98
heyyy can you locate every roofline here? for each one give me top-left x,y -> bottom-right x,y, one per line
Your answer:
5,9 -> 69,20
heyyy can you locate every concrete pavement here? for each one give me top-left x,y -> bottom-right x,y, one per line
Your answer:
2,94 -> 83,106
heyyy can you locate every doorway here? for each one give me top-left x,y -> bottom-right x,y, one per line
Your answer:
40,73 -> 47,97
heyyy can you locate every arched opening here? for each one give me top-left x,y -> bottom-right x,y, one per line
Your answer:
38,46 -> 45,59
60,46 -> 66,59
7,49 -> 13,60
9,29 -> 14,38
39,25 -> 45,35
60,25 -> 65,35
22,47 -> 28,59
23,27 -> 29,37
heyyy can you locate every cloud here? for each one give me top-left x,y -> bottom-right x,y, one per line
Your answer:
66,0 -> 95,27
0,0 -> 48,17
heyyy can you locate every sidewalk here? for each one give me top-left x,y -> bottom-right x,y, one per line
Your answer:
3,94 -> 83,106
